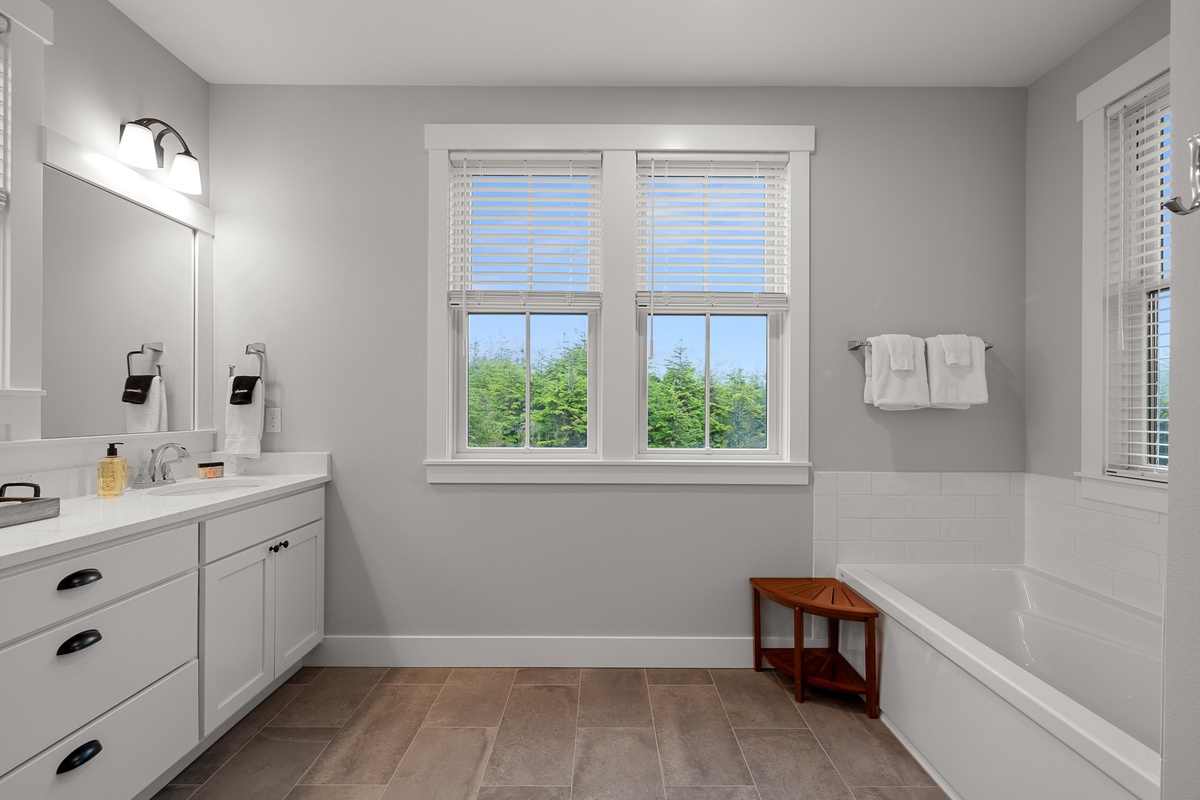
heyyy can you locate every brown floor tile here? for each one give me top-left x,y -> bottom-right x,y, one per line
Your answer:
711,669 -> 806,729
151,787 -> 200,800
483,684 -> 579,786
287,666 -> 327,685
648,685 -> 752,787
270,668 -> 388,728
477,787 -> 571,800
851,789 -> 950,800
190,727 -> 338,800
424,668 -> 516,727
514,667 -> 580,684
301,684 -> 441,785
572,727 -> 665,800
380,667 -> 453,685
381,726 -> 496,800
578,668 -> 653,727
646,669 -> 713,685
664,789 -> 760,800
174,683 -> 306,783
285,787 -> 386,800
736,728 -> 854,800
795,689 -> 933,787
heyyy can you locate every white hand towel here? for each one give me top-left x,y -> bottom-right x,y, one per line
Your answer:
126,376 -> 168,433
863,349 -> 874,404
882,333 -> 915,371
937,334 -> 972,367
926,336 -> 988,409
224,376 -> 264,457
869,336 -> 930,410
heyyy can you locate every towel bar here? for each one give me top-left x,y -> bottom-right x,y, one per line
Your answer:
847,339 -> 993,352
126,342 -> 163,376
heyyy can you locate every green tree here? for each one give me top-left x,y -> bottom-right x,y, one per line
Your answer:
466,340 -> 525,447
710,367 -> 766,449
531,333 -> 588,447
647,343 -> 705,448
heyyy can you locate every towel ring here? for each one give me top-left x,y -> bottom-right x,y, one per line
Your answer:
126,342 -> 163,376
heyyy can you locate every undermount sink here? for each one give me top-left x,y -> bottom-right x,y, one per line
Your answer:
148,479 -> 266,497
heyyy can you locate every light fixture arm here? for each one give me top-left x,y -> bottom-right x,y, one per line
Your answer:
128,117 -> 195,168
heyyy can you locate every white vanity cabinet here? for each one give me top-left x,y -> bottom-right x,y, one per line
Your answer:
201,487 -> 325,735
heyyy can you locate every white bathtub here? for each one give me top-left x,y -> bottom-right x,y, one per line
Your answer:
837,564 -> 1161,800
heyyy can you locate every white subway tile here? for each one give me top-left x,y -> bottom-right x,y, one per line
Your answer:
1026,497 -> 1115,539
871,518 -> 941,541
814,495 -> 837,541
1025,542 -> 1044,570
941,472 -> 1010,495
838,494 -> 907,518
1073,482 -> 1160,523
837,541 -> 907,565
813,541 -> 837,578
1039,549 -> 1115,596
941,518 -> 1010,541
975,495 -> 1025,519
1026,520 -> 1074,555
1009,518 -> 1026,541
814,472 -> 836,495
1009,473 -> 1026,495
871,472 -> 940,495
907,495 -> 976,518
1025,473 -> 1076,504
837,518 -> 873,541
837,472 -> 872,494
976,541 -> 1024,564
1074,535 -> 1161,583
907,542 -> 975,564
1113,516 -> 1169,555
1114,573 -> 1164,615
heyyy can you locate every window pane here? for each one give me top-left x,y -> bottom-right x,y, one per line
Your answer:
710,316 -> 767,449
530,314 -> 589,448
647,315 -> 706,449
1150,289 -> 1169,466
467,314 -> 526,448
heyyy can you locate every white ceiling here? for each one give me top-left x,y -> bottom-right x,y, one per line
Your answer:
106,0 -> 1144,87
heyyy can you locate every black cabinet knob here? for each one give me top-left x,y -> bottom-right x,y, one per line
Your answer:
56,740 -> 102,774
57,569 -> 103,591
56,629 -> 103,656
281,540 -> 289,549
269,544 -> 279,553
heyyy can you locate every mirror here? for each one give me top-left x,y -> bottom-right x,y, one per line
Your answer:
41,166 -> 196,439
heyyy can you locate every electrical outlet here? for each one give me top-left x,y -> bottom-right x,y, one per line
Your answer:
264,407 -> 282,433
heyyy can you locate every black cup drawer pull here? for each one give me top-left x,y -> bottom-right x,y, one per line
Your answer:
56,629 -> 103,656
57,569 -> 103,591
56,740 -> 102,774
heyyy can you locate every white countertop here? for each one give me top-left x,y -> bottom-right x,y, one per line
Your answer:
0,473 -> 330,572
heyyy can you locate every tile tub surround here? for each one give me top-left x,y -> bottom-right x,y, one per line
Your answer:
153,667 -> 948,800
813,472 -> 1026,576
1024,474 -> 1168,614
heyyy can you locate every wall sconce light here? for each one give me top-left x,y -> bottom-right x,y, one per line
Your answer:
117,118 -> 202,195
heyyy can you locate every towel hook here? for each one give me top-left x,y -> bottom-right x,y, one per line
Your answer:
126,342 -> 163,377
1164,134 -> 1200,216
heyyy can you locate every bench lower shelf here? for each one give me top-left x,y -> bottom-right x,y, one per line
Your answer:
761,647 -> 868,695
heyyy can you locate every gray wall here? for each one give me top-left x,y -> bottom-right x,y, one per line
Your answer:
43,0 -> 210,207
1163,0 -> 1200,792
210,85 -> 1026,645
1024,0 -> 1170,478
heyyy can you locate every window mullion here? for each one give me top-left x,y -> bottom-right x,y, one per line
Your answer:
704,314 -> 712,452
599,150 -> 638,460
524,312 -> 532,451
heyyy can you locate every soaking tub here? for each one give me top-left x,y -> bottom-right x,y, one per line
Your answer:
836,564 -> 1161,800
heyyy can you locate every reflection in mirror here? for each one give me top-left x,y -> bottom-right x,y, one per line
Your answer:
41,166 -> 196,439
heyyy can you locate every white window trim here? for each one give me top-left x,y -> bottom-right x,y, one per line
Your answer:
1077,36 -> 1169,511
424,124 -> 813,484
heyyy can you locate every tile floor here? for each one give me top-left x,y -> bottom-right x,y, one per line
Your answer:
154,667 -> 949,800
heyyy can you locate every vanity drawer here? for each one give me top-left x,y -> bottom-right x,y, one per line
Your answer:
0,661 -> 198,800
203,488 -> 323,563
0,524 -> 198,647
0,572 -> 197,777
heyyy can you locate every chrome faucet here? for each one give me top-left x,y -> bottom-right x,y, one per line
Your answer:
148,443 -> 190,483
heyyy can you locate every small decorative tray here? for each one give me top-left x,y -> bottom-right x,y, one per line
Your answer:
0,482 -> 61,528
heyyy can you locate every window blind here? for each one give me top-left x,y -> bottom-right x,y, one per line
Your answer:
636,154 -> 789,310
1104,78 -> 1171,479
448,153 -> 601,309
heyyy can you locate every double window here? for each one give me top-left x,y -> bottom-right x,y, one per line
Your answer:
426,126 -> 812,483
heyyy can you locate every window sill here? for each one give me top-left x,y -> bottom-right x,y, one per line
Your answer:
1075,473 -> 1167,514
425,459 -> 811,485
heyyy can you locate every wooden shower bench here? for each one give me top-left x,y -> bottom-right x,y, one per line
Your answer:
750,577 -> 880,718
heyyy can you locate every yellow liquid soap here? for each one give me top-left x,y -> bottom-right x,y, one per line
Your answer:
98,442 -> 127,498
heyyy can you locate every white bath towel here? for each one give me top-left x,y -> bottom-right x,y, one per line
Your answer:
937,334 -> 972,367
125,376 -> 168,433
224,376 -> 264,457
881,333 -> 915,371
926,336 -> 988,409
868,336 -> 930,410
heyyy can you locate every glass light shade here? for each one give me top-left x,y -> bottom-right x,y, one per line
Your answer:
117,123 -> 158,168
168,153 -> 202,195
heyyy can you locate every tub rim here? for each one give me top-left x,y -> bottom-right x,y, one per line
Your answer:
838,563 -> 1161,800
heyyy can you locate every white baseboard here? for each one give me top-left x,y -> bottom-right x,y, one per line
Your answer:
305,635 -> 823,668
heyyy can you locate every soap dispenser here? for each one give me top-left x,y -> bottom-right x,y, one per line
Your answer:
98,442 -> 127,498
